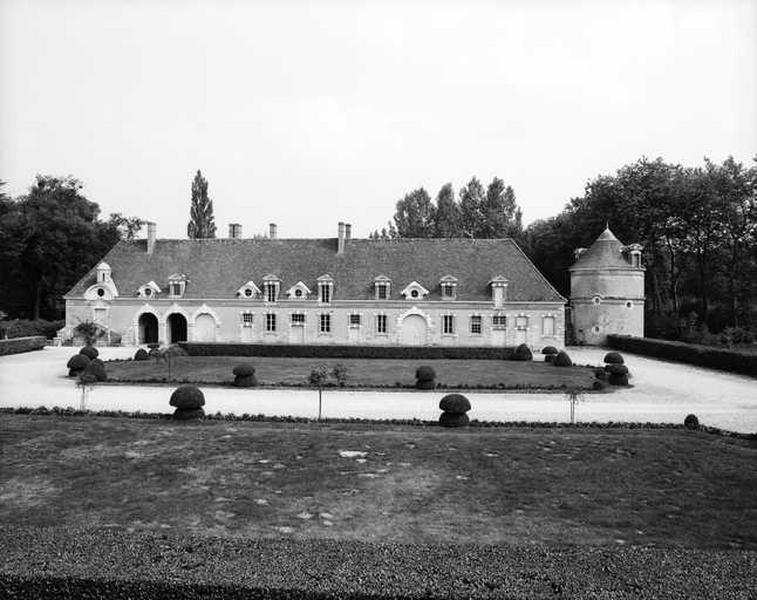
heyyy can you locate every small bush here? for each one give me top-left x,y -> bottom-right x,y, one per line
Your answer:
439,393 -> 471,414
332,363 -> 349,387
308,365 -> 330,387
684,414 -> 700,430
594,367 -> 608,381
173,407 -> 205,421
134,348 -> 149,361
592,380 -> 607,391
83,358 -> 107,382
78,372 -> 98,385
604,351 -> 624,364
608,373 -> 629,386
545,354 -> 554,363
79,345 -> 99,360
0,319 -> 64,340
553,351 -> 572,367
542,346 -> 559,355
416,366 -> 436,382
67,354 -> 91,376
512,344 -> 533,361
149,348 -> 162,360
162,345 -> 187,359
606,364 -> 629,376
169,385 -> 206,410
439,412 -> 470,428
416,379 -> 436,390
232,363 -> 256,377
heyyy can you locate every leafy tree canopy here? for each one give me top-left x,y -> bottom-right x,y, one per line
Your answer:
187,170 -> 217,239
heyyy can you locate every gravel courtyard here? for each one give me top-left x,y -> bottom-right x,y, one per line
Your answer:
1,346 -> 755,432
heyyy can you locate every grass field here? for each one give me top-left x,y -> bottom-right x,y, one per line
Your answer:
105,355 -> 599,389
2,414 -> 754,549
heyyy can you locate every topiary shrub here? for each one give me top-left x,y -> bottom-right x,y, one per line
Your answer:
162,345 -> 188,359
594,367 -> 608,381
83,358 -> 107,382
552,351 -> 572,367
169,385 -> 206,410
604,351 -> 624,364
592,380 -> 607,391
67,354 -> 91,376
415,366 -> 436,389
134,348 -> 149,361
439,393 -> 471,414
608,373 -> 629,386
512,344 -> 533,361
79,345 -> 98,360
439,412 -> 470,428
542,346 -> 559,355
173,407 -> 205,421
684,414 -> 700,430
417,379 -> 436,390
606,364 -> 629,376
232,363 -> 257,387
149,347 -> 162,360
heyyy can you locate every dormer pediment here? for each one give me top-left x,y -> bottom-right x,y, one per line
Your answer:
262,273 -> 281,282
489,275 -> 509,287
440,275 -> 458,283
137,280 -> 161,299
316,273 -> 334,283
236,280 -> 261,299
400,281 -> 429,300
168,272 -> 188,282
286,281 -> 312,299
374,274 -> 391,282
84,279 -> 119,301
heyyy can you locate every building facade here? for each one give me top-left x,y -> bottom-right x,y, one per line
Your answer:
569,226 -> 645,345
62,222 -> 567,349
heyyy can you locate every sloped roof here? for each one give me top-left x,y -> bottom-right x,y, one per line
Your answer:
66,237 -> 565,302
569,227 -> 632,271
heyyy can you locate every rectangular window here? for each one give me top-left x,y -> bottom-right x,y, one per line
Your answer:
291,313 -> 305,325
266,283 -> 277,303
542,316 -> 555,336
320,285 -> 331,303
170,283 -> 182,297
470,315 -> 482,335
492,314 -> 507,329
242,313 -> 253,326
516,316 -> 528,329
320,314 -> 331,333
265,313 -> 277,332
349,314 -> 361,327
442,284 -> 455,299
377,283 -> 388,300
442,314 -> 455,335
376,314 -> 387,334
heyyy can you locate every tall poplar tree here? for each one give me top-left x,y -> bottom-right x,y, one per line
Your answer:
187,170 -> 216,239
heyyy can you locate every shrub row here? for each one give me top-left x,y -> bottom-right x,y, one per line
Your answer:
0,336 -> 46,356
0,319 -> 64,340
179,342 -> 518,360
606,334 -> 757,377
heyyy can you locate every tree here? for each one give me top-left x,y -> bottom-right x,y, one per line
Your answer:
392,188 -> 436,238
108,213 -> 145,240
458,177 -> 485,237
433,183 -> 462,237
187,170 -> 216,239
480,177 -> 522,239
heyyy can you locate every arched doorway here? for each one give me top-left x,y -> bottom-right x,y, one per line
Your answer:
399,314 -> 427,345
194,313 -> 216,342
167,313 -> 187,343
138,313 -> 159,344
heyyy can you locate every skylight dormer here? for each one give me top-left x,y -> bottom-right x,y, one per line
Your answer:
317,274 -> 334,304
374,275 -> 391,300
439,275 -> 458,300
262,274 -> 281,303
489,275 -> 509,308
400,281 -> 429,300
167,273 -> 188,298
286,281 -> 311,300
236,280 -> 262,300
137,280 -> 162,299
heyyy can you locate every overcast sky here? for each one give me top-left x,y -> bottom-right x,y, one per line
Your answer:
1,0 -> 755,239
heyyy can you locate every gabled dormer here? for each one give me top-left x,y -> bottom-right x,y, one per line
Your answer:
400,281 -> 429,300
167,273 -> 188,298
317,274 -> 334,304
236,280 -> 261,299
137,280 -> 162,299
374,275 -> 391,300
286,281 -> 311,300
439,275 -> 458,300
489,275 -> 509,308
262,274 -> 281,303
84,279 -> 119,301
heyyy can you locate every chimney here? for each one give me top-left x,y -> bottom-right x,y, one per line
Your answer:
146,221 -> 156,255
337,221 -> 346,254
269,223 -> 277,239
229,223 -> 242,239
345,223 -> 352,240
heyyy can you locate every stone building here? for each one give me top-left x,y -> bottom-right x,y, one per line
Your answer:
62,222 -> 567,348
569,226 -> 644,345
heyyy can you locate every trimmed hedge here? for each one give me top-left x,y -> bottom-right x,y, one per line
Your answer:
603,351 -> 624,364
553,351 -> 573,367
684,414 -> 700,430
179,342 -> 516,360
606,364 -> 629,376
439,393 -> 471,414
83,359 -> 107,382
439,412 -> 470,428
609,373 -> 629,386
0,336 -> 46,356
606,334 -> 757,377
512,344 -> 533,361
169,385 -> 205,410
233,364 -> 257,387
0,318 -> 63,339
134,348 -> 149,361
415,366 -> 436,381
542,346 -> 559,355
79,345 -> 99,360
67,354 -> 91,376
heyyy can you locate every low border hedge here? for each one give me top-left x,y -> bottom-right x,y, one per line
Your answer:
0,336 -> 46,356
606,335 -> 757,377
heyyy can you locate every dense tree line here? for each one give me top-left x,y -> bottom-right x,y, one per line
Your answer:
0,176 -> 142,321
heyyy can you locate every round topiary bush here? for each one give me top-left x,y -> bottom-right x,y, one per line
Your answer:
542,346 -> 559,355
78,372 -> 98,385
608,373 -> 629,386
169,385 -> 206,410
512,344 -> 533,361
684,414 -> 700,430
416,379 -> 436,390
134,348 -> 149,361
606,364 -> 629,376
594,368 -> 608,381
604,352 -> 624,365
83,358 -> 107,382
79,345 -> 99,360
67,354 -> 91,376
439,412 -> 470,428
148,347 -> 161,360
552,351 -> 572,367
416,366 -> 436,382
544,354 -> 554,363
439,393 -> 471,414
592,380 -> 607,391
232,363 -> 258,387
173,407 -> 206,421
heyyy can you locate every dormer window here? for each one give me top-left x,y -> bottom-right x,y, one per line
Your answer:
440,275 -> 458,300
374,275 -> 391,300
400,281 -> 429,301
167,273 -> 188,298
138,281 -> 161,299
317,274 -> 334,304
262,275 -> 281,303
237,281 -> 261,300
286,281 -> 311,300
489,275 -> 509,308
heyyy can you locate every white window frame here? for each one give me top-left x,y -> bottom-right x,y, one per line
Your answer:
241,312 -> 254,327
349,313 -> 361,328
492,313 -> 507,329
375,314 -> 388,334
470,315 -> 482,335
442,314 -> 455,335
265,313 -> 277,332
290,313 -> 305,326
319,313 -> 331,333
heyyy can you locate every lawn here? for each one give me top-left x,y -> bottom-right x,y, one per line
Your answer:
2,414 -> 755,549
105,355 -> 599,390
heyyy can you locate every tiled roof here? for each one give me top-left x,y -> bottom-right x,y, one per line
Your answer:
569,227 -> 632,270
66,237 -> 566,302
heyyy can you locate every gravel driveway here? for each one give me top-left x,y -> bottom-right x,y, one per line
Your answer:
1,346 -> 755,432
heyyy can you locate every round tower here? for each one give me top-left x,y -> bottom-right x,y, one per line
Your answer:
569,226 -> 645,345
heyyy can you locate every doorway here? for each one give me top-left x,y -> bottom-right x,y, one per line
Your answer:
138,313 -> 159,344
399,314 -> 427,345
167,313 -> 187,343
